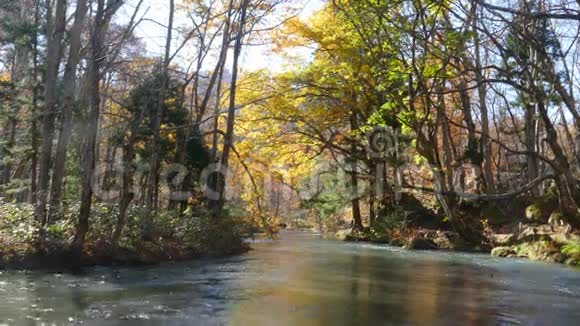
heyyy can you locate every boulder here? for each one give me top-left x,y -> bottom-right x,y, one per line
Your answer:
524,189 -> 559,223
334,229 -> 352,241
405,237 -> 437,250
491,233 -> 515,246
491,246 -> 517,257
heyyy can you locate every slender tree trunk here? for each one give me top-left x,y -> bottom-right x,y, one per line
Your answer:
348,112 -> 363,230
35,0 -> 67,225
213,0 -> 250,213
525,103 -> 539,196
29,0 -> 41,205
112,138 -> 135,248
559,106 -> 576,162
49,0 -> 89,220
472,4 -> 495,193
458,80 -> 484,192
147,0 -> 175,212
197,0 -> 233,131
209,0 -> 235,163
350,166 -> 363,230
73,0 -> 122,254
210,61 -> 226,161
537,99 -> 580,226
369,162 -> 376,226
2,119 -> 17,192
437,91 -> 455,190
393,126 -> 403,202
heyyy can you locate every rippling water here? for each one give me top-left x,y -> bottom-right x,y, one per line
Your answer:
1,231 -> 579,325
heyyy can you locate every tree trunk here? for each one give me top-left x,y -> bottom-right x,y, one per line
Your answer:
2,119 -> 17,193
213,0 -> 250,214
210,60 -> 226,162
147,0 -> 174,212
112,139 -> 135,248
437,92 -> 455,191
197,1 -> 233,130
525,103 -> 539,196
537,99 -> 580,226
369,162 -> 376,226
35,0 -> 67,225
348,112 -> 363,230
48,0 -> 89,220
458,80 -> 484,192
29,0 -> 42,205
73,0 -> 122,254
472,5 -> 495,193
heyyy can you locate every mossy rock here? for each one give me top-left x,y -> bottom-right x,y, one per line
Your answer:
491,246 -> 517,257
525,193 -> 558,223
491,233 -> 515,246
514,240 -> 565,263
548,211 -> 566,226
492,239 -> 567,263
335,229 -> 352,241
525,204 -> 544,222
336,229 -> 373,242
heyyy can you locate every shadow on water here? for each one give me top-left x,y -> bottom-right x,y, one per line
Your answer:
1,231 -> 579,325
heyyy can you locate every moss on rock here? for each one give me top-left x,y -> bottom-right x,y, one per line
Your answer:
491,246 -> 517,257
513,240 -> 565,263
524,189 -> 559,223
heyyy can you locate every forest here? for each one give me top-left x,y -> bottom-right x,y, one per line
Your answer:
1,0 -> 580,270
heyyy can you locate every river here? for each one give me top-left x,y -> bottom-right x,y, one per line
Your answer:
0,231 -> 579,325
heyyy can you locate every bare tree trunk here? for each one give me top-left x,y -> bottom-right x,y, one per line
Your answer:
112,139 -> 135,248
213,0 -> 250,213
209,0 -> 234,162
437,92 -> 455,190
348,112 -> 363,230
350,165 -> 363,230
525,103 -> 539,196
537,99 -> 580,226
35,0 -> 67,225
147,0 -> 175,212
393,126 -> 403,202
369,162 -> 376,226
73,0 -> 123,254
458,80 -> 484,192
196,1 -> 233,130
559,106 -> 576,162
1,119 -> 16,192
49,0 -> 89,220
472,3 -> 495,193
210,61 -> 226,161
29,0 -> 41,205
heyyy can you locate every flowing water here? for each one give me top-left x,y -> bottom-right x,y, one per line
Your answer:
1,231 -> 579,325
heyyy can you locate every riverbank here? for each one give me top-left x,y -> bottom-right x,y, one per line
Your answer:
0,202 -> 251,271
334,224 -> 580,267
0,236 -> 250,271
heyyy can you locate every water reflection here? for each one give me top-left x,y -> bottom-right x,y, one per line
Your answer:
0,232 -> 579,325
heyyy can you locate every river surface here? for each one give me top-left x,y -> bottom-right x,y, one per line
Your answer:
1,231 -> 579,325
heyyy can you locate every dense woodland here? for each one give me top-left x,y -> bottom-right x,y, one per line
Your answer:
1,0 -> 580,267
